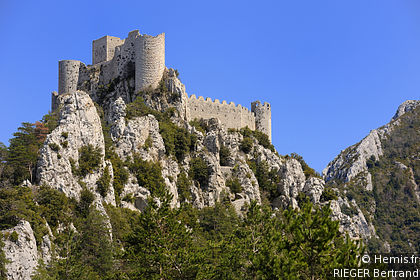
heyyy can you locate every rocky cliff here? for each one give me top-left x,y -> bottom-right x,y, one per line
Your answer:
323,100 -> 420,253
2,68 -> 409,278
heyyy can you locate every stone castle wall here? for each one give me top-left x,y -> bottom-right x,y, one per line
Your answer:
92,36 -> 124,65
56,30 -> 271,141
135,33 -> 165,93
188,95 -> 256,130
251,101 -> 272,141
58,60 -> 80,94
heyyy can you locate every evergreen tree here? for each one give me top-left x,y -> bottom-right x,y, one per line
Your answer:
7,123 -> 39,184
282,202 -> 363,279
124,192 -> 200,279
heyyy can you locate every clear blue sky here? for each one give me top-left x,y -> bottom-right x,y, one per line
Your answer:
1,0 -> 419,172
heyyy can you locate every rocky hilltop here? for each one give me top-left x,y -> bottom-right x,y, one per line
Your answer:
0,65 -> 370,279
323,100 -> 420,253
0,29 -> 417,278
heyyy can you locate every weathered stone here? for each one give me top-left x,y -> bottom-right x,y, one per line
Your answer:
113,114 -> 165,161
2,221 -> 38,280
303,177 -> 324,204
37,91 -> 116,206
392,100 -> 420,120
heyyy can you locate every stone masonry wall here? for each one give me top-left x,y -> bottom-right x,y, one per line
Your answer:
251,101 -> 272,141
135,33 -> 165,93
56,30 -> 271,140
92,36 -> 107,65
188,95 -> 256,130
58,60 -> 80,94
92,35 -> 124,64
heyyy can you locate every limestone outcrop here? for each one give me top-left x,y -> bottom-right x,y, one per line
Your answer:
328,197 -> 376,240
323,100 -> 420,186
37,91 -> 116,206
322,100 -> 420,243
392,100 -> 420,120
322,129 -> 383,185
2,221 -> 38,280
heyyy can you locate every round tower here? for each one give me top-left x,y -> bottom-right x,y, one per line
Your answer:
251,101 -> 272,142
135,33 -> 165,93
58,60 -> 81,94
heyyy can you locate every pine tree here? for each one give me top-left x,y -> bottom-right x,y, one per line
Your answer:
124,191 -> 200,279
7,123 -> 39,184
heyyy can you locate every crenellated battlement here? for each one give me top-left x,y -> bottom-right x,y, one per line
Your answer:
55,29 -> 272,141
187,95 -> 253,113
187,94 -> 258,131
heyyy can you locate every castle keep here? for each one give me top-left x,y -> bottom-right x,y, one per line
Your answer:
56,30 -> 272,141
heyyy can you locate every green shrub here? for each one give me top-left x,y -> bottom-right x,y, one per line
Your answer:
240,126 -> 274,151
0,186 -> 49,246
9,231 -> 18,243
240,127 -> 253,138
252,130 -> 274,152
129,155 -> 166,197
189,157 -> 210,187
42,111 -> 59,132
78,188 -> 95,217
0,233 -> 6,279
254,160 -> 281,201
240,137 -> 253,154
109,153 -> 129,205
296,192 -> 310,206
122,194 -> 135,203
77,145 -> 102,177
125,97 -> 156,120
160,119 -> 196,162
36,185 -> 70,229
60,140 -> 68,148
61,132 -> 69,139
189,118 -> 207,134
320,187 -> 338,202
48,142 -> 60,152
97,165 -> 111,197
219,145 -> 231,166
366,155 -> 377,169
143,136 -> 153,150
341,204 -> 358,216
226,178 -> 242,194
69,158 -> 77,175
177,172 -> 192,202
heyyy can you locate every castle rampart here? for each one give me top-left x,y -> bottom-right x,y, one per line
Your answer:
55,29 -> 272,141
188,95 -> 256,131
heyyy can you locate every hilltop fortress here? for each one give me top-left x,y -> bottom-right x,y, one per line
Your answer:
55,30 -> 272,141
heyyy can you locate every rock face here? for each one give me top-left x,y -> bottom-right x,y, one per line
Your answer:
328,198 -> 376,240
2,221 -> 38,280
37,91 -> 115,206
113,114 -> 165,162
322,100 -> 420,246
323,129 -> 383,185
6,63 -> 376,277
303,177 -> 324,204
392,100 -> 420,120
323,100 -> 420,186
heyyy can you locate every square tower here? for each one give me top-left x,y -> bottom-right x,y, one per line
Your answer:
92,35 -> 124,64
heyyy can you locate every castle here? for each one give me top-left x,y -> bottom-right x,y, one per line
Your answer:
56,30 -> 272,141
